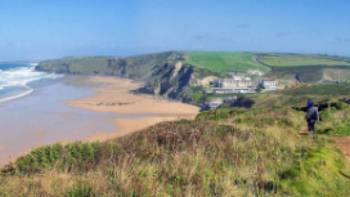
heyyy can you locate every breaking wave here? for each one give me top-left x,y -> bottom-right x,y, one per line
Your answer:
0,64 -> 63,103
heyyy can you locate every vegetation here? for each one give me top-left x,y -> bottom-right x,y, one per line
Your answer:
1,98 -> 350,196
255,54 -> 350,83
318,103 -> 350,136
243,83 -> 350,110
37,51 -> 184,80
282,83 -> 350,96
244,83 -> 350,137
258,54 -> 350,67
38,52 -> 350,77
37,51 -> 350,94
7,51 -> 346,196
184,51 -> 270,75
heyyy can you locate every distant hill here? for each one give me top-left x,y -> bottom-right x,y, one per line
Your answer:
37,51 -> 184,80
37,51 -> 350,77
183,51 -> 270,74
256,53 -> 350,82
37,51 -> 270,77
36,51 -> 350,102
257,53 -> 350,67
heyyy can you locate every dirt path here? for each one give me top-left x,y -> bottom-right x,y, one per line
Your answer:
334,137 -> 350,164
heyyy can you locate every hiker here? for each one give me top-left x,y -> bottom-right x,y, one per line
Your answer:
305,100 -> 320,134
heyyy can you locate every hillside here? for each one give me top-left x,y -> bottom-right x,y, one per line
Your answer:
256,54 -> 350,83
0,81 -> 350,196
36,52 -> 184,80
1,91 -> 350,196
257,53 -> 350,67
183,51 -> 270,74
37,51 -> 271,77
36,51 -> 350,103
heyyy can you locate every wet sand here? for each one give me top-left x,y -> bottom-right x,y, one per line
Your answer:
69,76 -> 200,141
0,76 -> 199,166
0,77 -> 120,165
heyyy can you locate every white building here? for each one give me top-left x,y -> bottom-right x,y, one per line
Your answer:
208,98 -> 223,109
262,80 -> 278,90
212,74 -> 256,94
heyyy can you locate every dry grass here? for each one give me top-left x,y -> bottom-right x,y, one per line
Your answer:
0,107 -> 349,196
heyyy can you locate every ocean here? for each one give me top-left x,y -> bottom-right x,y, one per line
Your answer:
0,65 -> 118,164
0,63 -> 63,103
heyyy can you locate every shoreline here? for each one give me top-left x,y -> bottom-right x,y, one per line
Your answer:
0,76 -> 198,166
68,76 -> 200,142
0,85 -> 33,104
0,77 -> 115,166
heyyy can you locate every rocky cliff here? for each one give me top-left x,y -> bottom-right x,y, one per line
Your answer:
136,62 -> 195,102
36,51 -> 199,102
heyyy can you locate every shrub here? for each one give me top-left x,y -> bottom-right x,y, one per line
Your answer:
65,183 -> 95,197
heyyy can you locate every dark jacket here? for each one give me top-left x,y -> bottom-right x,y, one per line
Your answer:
306,106 -> 320,122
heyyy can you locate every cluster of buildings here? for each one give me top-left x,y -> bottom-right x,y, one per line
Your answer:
203,73 -> 280,110
211,75 -> 255,94
261,79 -> 279,91
210,73 -> 279,94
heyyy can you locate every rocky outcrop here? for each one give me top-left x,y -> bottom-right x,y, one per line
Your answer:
136,62 -> 195,102
36,52 -> 198,102
36,51 -> 184,80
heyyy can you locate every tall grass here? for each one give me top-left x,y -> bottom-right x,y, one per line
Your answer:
0,107 -> 349,196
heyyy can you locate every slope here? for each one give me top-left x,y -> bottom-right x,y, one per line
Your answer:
1,103 -> 350,196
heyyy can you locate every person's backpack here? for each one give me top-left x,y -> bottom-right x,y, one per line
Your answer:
309,107 -> 318,121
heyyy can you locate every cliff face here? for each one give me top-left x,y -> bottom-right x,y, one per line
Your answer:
36,52 -> 184,79
36,52 -> 198,102
268,66 -> 350,83
136,62 -> 194,102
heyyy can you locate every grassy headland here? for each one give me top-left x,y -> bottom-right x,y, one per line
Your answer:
36,51 -> 350,104
37,51 -> 350,76
1,90 -> 350,196
183,51 -> 270,75
257,53 -> 350,67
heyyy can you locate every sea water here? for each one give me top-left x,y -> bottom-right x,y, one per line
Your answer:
0,63 -> 154,165
0,63 -> 118,165
0,62 -> 63,103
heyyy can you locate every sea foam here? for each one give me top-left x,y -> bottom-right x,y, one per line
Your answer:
0,64 -> 63,103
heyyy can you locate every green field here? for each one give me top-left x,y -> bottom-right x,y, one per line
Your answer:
184,51 -> 270,75
282,83 -> 350,96
258,54 -> 350,67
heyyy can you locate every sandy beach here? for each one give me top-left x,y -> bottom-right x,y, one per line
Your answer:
0,76 -> 198,166
69,76 -> 200,141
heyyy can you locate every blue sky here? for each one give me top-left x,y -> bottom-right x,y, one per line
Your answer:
0,0 -> 349,61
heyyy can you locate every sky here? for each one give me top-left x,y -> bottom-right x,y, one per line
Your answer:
0,0 -> 349,61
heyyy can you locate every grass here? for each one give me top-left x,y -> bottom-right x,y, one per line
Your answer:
245,83 -> 350,136
317,104 -> 350,136
3,65 -> 350,196
258,54 -> 350,82
184,51 -> 270,75
282,83 -> 350,96
258,54 -> 350,67
279,144 -> 350,196
38,51 -> 183,80
243,83 -> 350,111
0,105 -> 349,196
